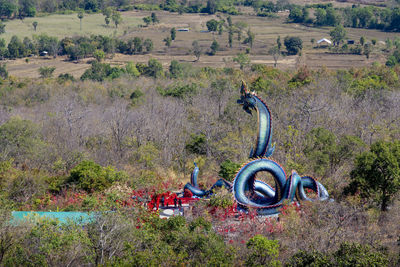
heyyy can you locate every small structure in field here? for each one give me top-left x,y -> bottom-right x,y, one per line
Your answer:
317,38 -> 332,46
177,28 -> 189,32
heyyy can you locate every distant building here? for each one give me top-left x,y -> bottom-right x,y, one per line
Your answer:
317,38 -> 332,46
347,40 -> 355,45
177,28 -> 189,32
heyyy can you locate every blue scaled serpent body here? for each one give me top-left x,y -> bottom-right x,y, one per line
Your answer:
184,81 -> 329,215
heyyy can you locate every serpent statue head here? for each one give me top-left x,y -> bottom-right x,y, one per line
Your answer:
237,80 -> 256,115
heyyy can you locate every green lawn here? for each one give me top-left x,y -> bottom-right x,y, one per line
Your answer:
1,13 -> 142,43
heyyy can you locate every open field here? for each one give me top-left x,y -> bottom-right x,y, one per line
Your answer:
2,10 -> 399,78
1,13 -> 142,43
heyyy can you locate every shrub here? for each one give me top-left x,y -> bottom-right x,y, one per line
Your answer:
81,62 -> 124,81
287,250 -> 331,267
169,60 -> 184,78
333,242 -> 389,266
185,133 -> 207,154
39,66 -> 56,78
68,160 -> 128,192
210,40 -> 219,55
146,58 -> 163,78
0,117 -> 44,164
57,73 -> 75,83
245,235 -> 281,267
219,160 -> 240,182
158,83 -> 198,98
209,187 -> 234,209
0,64 -> 8,79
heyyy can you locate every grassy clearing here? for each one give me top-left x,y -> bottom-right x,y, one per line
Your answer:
1,13 -> 142,43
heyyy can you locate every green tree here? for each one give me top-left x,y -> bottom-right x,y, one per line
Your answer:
32,21 -> 37,31
287,250 -> 330,267
233,52 -> 250,70
347,140 -> 400,211
304,127 -> 364,177
151,12 -> 159,24
143,16 -> 151,26
169,60 -> 183,78
206,19 -> 219,33
227,16 -> 232,27
325,7 -> 340,26
146,58 -> 163,78
10,218 -> 91,266
125,61 -> 140,77
245,235 -> 281,267
0,38 -> 7,59
102,7 -> 112,18
103,7 -> 113,26
185,133 -> 207,154
219,160 -> 240,182
111,11 -> 122,28
228,29 -> 233,48
8,35 -> 26,58
192,40 -> 202,61
288,7 -> 305,23
0,0 -> 16,19
315,8 -> 327,26
133,37 -> 142,53
364,43 -> 372,59
170,27 -> 176,41
218,20 -> 224,35
80,61 -> 123,81
210,40 -> 219,55
93,49 -> 105,62
330,25 -> 346,46
269,46 -> 281,67
39,66 -> 56,78
277,35 -> 281,50
0,117 -> 43,163
333,242 -> 388,266
205,0 -> 217,14
77,11 -> 84,31
235,21 -> 247,42
284,36 -> 303,55
360,36 -> 366,46
243,29 -> 255,48
164,36 -> 172,48
0,23 -> 5,35
18,0 -> 36,18
0,63 -> 7,79
143,38 -> 153,52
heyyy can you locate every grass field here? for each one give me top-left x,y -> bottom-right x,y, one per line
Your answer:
1,12 -> 142,43
2,10 -> 399,78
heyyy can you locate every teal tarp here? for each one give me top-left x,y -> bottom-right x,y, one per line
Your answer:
11,211 -> 96,224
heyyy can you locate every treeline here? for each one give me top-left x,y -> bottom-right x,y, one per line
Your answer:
0,34 -> 154,60
0,205 -> 396,266
288,4 -> 400,32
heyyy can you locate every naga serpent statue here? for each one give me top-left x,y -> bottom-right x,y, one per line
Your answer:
184,81 -> 329,215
